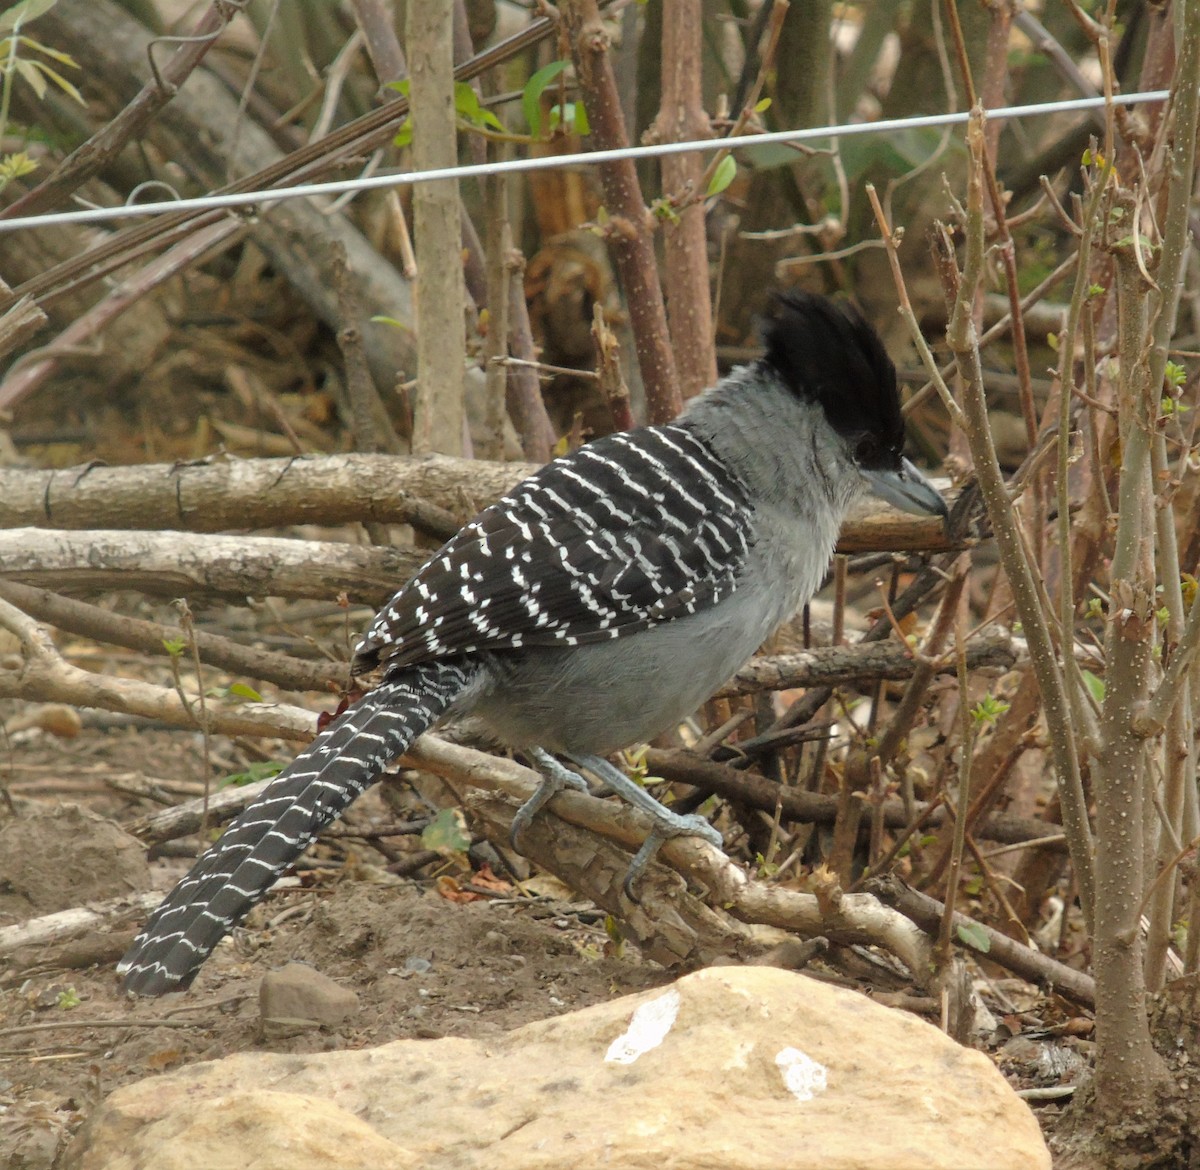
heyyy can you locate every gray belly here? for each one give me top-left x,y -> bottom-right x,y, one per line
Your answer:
464,582 -> 792,756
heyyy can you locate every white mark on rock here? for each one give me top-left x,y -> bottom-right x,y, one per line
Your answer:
605,989 -> 681,1064
775,1047 -> 828,1102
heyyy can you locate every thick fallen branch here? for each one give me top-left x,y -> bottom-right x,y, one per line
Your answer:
0,581 -> 345,695
0,597 -> 316,740
644,748 -> 1068,853
869,875 -> 1095,1008
717,629 -> 1016,695
0,453 -> 960,554
0,892 -> 164,958
0,529 -> 422,604
0,576 -> 1019,706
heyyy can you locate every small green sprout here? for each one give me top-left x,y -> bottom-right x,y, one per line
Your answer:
971,694 -> 1011,726
56,986 -> 81,1010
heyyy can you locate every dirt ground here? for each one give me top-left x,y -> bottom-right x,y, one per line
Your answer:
0,719 -> 670,1170
0,703 -> 1124,1169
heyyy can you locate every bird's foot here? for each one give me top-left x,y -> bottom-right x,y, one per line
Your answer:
568,752 -> 723,899
510,746 -> 590,850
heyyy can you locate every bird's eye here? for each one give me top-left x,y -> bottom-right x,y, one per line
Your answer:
854,435 -> 880,465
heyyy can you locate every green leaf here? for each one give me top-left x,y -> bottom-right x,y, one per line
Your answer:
23,37 -> 74,66
14,56 -> 45,99
955,921 -> 991,953
0,150 -> 37,180
25,56 -> 81,103
393,118 -> 413,148
161,637 -> 187,657
0,0 -> 60,35
370,314 -> 413,334
522,59 -> 568,138
454,80 -> 502,132
1082,669 -> 1106,703
548,101 -> 590,135
753,97 -> 771,113
218,760 -> 285,789
421,807 -> 471,855
707,155 -> 737,197
971,694 -> 1011,725
228,682 -> 263,702
56,986 -> 81,1010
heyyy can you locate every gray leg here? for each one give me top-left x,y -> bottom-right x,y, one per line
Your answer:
568,752 -> 723,897
510,745 -> 590,850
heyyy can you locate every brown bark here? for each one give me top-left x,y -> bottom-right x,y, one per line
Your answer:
0,581 -> 343,696
407,0 -> 467,456
0,454 -> 959,552
0,2 -> 239,221
0,529 -> 422,604
652,0 -> 717,400
559,0 -> 681,423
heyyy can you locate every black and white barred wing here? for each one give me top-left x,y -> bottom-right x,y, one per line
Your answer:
353,426 -> 755,673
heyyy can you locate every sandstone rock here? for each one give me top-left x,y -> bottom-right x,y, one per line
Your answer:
69,966 -> 1050,1170
259,961 -> 360,1036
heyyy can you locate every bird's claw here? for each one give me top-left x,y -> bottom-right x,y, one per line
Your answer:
510,747 -> 589,850
620,812 -> 723,902
513,748 -> 723,899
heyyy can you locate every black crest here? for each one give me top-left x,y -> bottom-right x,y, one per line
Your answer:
759,290 -> 905,470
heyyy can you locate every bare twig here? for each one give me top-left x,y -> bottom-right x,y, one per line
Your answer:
559,0 -> 680,423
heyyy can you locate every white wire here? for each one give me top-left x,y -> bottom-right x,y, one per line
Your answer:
0,90 -> 1170,235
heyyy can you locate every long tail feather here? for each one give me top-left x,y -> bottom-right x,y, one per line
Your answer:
119,662 -> 475,995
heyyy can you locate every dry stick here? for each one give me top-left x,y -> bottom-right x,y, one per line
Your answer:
869,875 -> 1096,1009
175,599 -> 214,841
1054,157 -> 1109,757
0,528 -> 426,605
867,139 -> 1097,929
653,0 -> 717,400
0,528 -> 963,612
873,558 -> 966,773
0,287 -> 47,364
1146,414 -> 1196,988
559,0 -> 680,423
0,1019 -> 206,1038
0,454 -> 956,551
0,219 -> 245,412
0,6 -> 569,313
0,598 -> 317,742
0,1 -> 243,221
937,604 -> 977,969
943,0 -> 1036,450
408,0 -> 467,457
349,0 -> 554,462
644,749 -> 1066,854
591,303 -> 634,432
331,243 -> 404,460
481,166 -> 513,462
502,247 -> 557,463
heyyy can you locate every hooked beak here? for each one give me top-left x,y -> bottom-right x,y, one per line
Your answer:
863,458 -> 948,520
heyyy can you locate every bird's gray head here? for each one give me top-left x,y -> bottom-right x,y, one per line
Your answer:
758,291 -> 947,520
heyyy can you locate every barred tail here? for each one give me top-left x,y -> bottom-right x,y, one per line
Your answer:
118,661 -> 475,996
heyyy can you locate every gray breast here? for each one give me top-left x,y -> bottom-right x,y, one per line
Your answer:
464,573 -> 801,756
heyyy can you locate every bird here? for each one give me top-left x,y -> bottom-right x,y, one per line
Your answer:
118,290 -> 947,996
